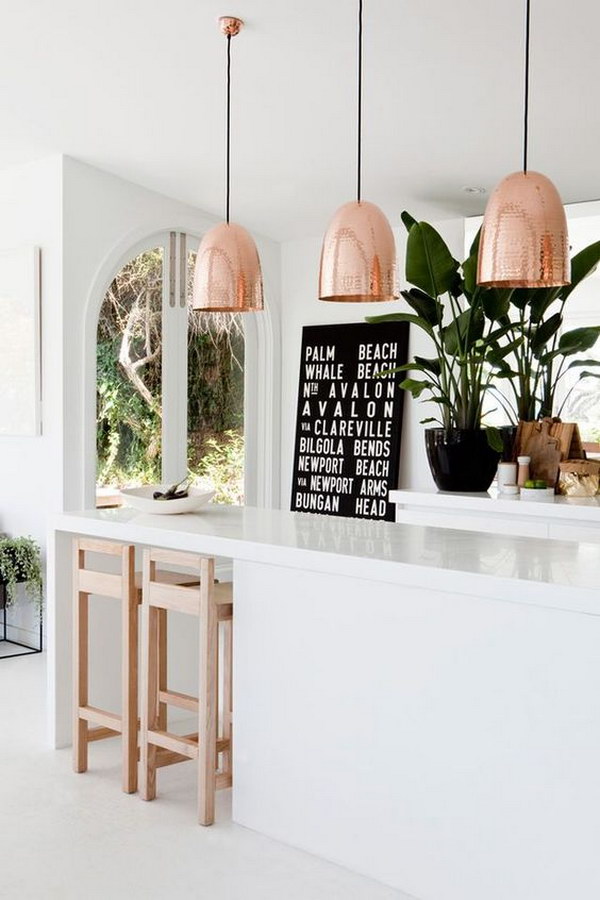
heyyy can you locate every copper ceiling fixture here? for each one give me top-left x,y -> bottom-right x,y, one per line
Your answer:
192,16 -> 264,312
477,0 -> 570,288
318,0 -> 398,303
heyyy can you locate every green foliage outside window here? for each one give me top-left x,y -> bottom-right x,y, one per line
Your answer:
96,249 -> 245,503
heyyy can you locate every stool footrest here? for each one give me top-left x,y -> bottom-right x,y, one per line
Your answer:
147,729 -> 198,759
147,728 -> 230,760
78,706 -> 122,732
87,725 -> 121,743
159,689 -> 199,712
156,747 -> 191,768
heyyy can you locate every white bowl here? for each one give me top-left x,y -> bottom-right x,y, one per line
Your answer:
120,485 -> 215,515
519,487 -> 555,502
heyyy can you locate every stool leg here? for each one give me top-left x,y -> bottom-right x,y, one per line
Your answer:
121,545 -> 138,794
198,558 -> 217,826
140,551 -> 160,801
73,583 -> 89,774
222,618 -> 233,781
158,609 -> 168,730
141,602 -> 159,801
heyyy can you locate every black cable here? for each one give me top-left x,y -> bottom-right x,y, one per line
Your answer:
226,33 -> 232,223
523,0 -> 530,173
357,0 -> 363,203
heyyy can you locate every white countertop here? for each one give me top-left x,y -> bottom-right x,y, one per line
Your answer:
52,505 -> 600,616
390,488 -> 600,522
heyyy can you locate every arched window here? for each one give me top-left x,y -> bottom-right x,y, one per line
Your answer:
83,227 -> 280,511
95,233 -> 246,507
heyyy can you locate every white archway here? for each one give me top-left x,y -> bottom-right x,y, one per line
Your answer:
82,225 -> 280,510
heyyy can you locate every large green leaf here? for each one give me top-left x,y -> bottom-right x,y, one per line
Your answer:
531,312 -> 562,355
382,362 -> 435,377
406,222 -> 459,298
492,366 -> 519,379
529,287 -> 561,322
487,322 -> 515,342
400,210 -> 418,233
399,378 -> 436,398
482,289 -> 511,322
400,288 -> 442,326
414,355 -> 442,375
561,240 -> 600,299
510,288 -> 537,310
365,312 -> 434,337
566,358 -> 600,371
486,426 -> 504,453
558,325 -> 600,354
486,337 -> 524,365
468,227 -> 481,258
462,251 -> 478,297
443,307 -> 484,355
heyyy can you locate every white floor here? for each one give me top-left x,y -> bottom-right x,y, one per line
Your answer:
0,654 -> 414,900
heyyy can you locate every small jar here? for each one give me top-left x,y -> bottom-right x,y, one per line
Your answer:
497,462 -> 518,493
517,455 -> 531,488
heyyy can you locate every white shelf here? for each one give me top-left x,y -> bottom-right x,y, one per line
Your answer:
390,488 -> 600,522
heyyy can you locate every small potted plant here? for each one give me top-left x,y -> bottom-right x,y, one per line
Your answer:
0,536 -> 43,614
368,213 -> 508,492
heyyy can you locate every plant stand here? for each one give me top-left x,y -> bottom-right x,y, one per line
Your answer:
0,582 -> 43,658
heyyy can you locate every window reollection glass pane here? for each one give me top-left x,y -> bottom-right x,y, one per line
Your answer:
187,248 -> 245,504
96,247 -> 163,507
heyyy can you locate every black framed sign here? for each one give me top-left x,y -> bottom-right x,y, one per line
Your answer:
290,321 -> 409,521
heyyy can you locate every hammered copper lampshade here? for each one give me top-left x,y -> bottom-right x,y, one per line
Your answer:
476,0 -> 570,289
192,222 -> 263,312
319,0 -> 397,303
192,16 -> 263,313
319,200 -> 397,302
477,171 -> 570,288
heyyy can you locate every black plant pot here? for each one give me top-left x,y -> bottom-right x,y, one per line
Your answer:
425,428 -> 502,492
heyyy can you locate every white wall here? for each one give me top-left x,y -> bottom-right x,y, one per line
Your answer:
279,217 -> 465,504
0,157 -> 63,641
0,157 -> 63,541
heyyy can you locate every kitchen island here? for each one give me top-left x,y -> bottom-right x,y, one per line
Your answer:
48,505 -> 600,900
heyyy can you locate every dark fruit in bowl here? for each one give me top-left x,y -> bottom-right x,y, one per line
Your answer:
153,479 -> 189,501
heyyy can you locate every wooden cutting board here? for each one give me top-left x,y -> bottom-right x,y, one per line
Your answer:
514,419 -> 584,486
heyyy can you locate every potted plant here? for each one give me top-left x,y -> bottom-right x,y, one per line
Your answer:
0,536 -> 43,615
368,213 -> 509,492
472,234 -> 600,422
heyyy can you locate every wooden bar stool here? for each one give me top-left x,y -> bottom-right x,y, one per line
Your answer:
140,548 -> 233,825
72,538 -> 198,794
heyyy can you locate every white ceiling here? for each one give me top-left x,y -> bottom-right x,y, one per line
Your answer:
0,0 -> 599,242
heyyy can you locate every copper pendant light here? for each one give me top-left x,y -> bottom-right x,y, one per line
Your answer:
192,16 -> 263,312
477,0 -> 570,288
319,0 -> 397,302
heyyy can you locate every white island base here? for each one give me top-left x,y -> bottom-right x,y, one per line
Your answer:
49,506 -> 600,900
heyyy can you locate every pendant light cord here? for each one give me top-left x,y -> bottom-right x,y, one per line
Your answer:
226,32 -> 232,223
357,0 -> 363,203
523,0 -> 530,173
